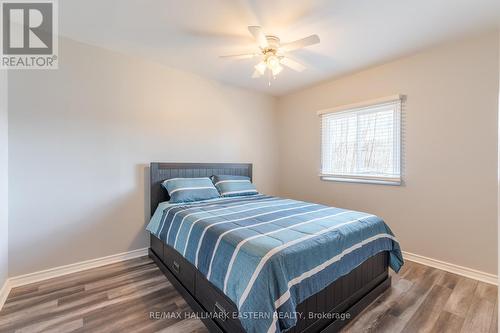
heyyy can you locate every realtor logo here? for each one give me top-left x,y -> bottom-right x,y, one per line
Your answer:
1,0 -> 58,69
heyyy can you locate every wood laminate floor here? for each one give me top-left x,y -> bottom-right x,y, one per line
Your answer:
342,260 -> 498,333
0,256 -> 496,333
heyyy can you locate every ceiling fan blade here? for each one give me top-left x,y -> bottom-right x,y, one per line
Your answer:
281,34 -> 320,52
219,53 -> 256,60
248,26 -> 268,49
251,70 -> 262,78
280,57 -> 306,72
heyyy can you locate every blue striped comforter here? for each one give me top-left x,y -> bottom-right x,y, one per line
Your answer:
146,195 -> 403,333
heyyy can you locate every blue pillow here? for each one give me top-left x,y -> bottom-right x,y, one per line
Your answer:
162,177 -> 220,203
211,175 -> 258,197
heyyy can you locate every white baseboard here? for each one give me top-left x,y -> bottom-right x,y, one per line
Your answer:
402,251 -> 498,285
0,248 -> 497,311
8,247 -> 148,288
0,247 -> 148,311
0,279 -> 10,311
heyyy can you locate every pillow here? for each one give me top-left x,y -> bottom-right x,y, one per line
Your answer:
211,175 -> 258,197
162,177 -> 220,203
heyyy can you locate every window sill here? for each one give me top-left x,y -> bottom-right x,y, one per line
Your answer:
320,176 -> 401,186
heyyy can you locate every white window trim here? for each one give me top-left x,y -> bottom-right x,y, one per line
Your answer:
318,95 -> 403,186
319,175 -> 401,186
317,94 -> 403,115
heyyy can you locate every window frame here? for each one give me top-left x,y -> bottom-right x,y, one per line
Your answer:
317,95 -> 403,186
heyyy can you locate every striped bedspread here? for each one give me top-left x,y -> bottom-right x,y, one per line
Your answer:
146,194 -> 403,333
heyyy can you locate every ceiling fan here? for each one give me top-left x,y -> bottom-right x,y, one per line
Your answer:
220,26 -> 320,81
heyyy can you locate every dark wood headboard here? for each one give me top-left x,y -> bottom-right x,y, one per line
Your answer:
150,162 -> 253,216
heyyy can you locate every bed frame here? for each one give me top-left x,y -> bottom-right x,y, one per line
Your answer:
148,162 -> 390,333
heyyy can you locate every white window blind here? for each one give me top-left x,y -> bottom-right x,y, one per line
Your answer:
319,96 -> 401,185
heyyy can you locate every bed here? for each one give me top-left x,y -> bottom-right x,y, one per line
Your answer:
147,162 -> 403,333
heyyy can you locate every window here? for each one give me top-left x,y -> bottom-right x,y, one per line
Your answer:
319,96 -> 402,185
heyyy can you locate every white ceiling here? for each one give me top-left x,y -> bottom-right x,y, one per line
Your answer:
59,0 -> 500,96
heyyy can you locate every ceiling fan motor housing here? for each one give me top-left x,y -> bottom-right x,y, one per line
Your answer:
265,35 -> 280,51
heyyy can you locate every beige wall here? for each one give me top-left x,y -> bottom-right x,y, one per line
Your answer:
8,38 -> 278,276
277,32 -> 499,275
6,32 -> 499,277
0,71 -> 8,286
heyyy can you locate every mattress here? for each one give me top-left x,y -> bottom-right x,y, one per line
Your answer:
146,194 -> 403,333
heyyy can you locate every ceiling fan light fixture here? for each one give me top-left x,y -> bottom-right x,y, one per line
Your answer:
266,55 -> 280,69
255,61 -> 267,75
271,64 -> 283,77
